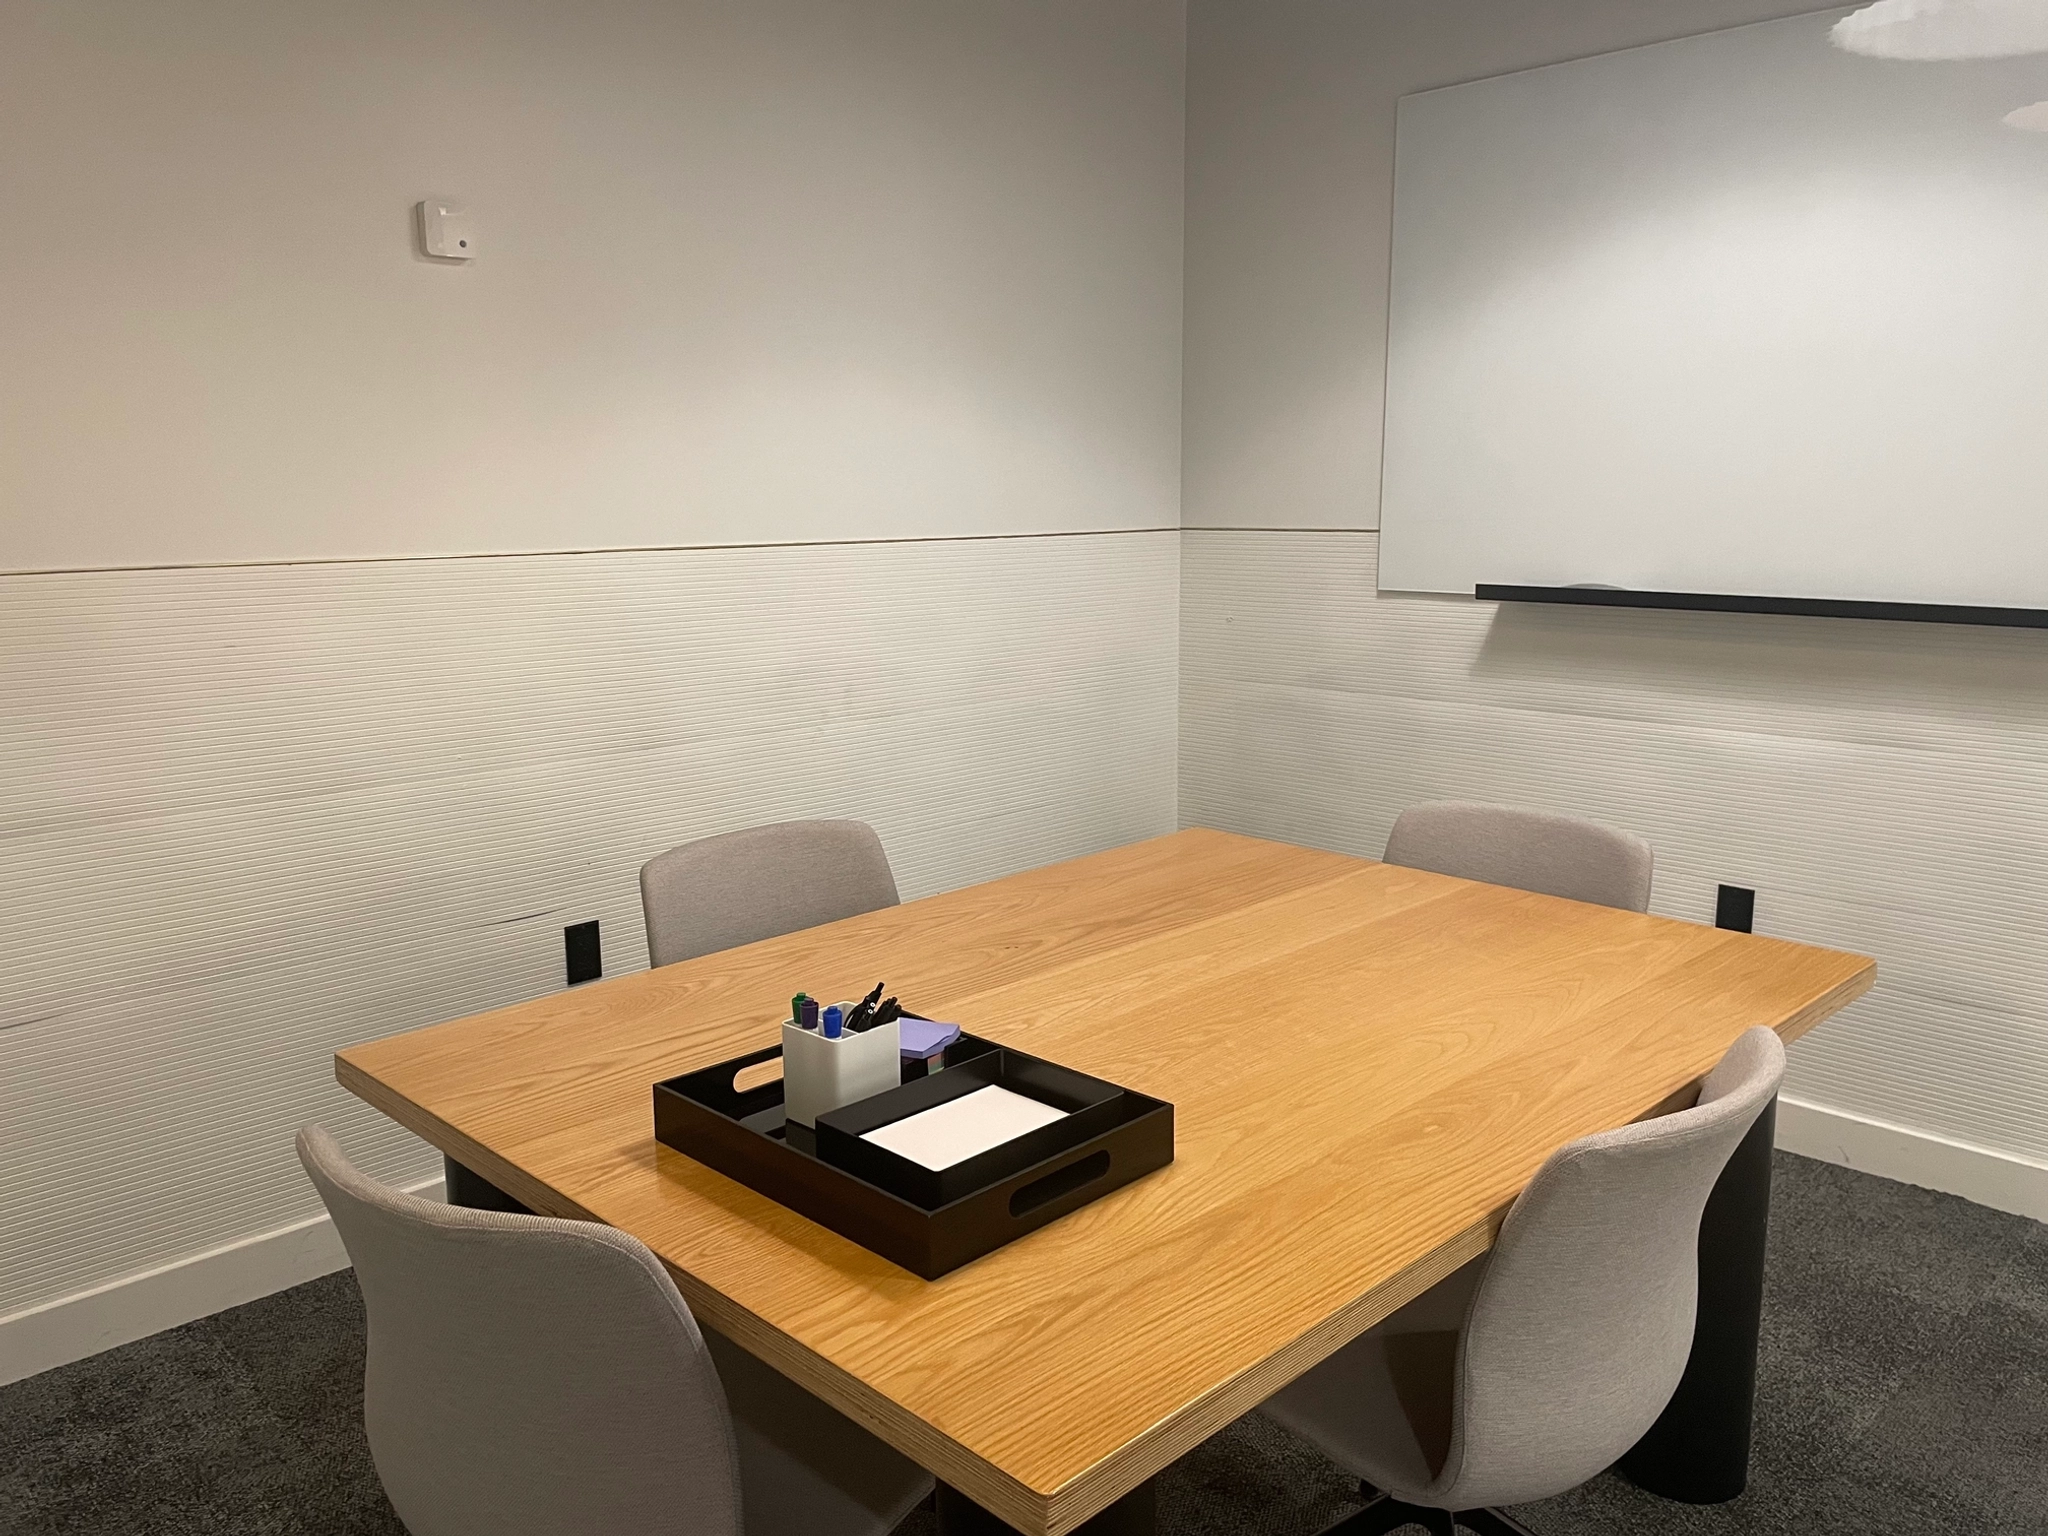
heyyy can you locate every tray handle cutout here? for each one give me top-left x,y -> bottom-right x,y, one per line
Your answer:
734,1057 -> 784,1095
1010,1149 -> 1111,1217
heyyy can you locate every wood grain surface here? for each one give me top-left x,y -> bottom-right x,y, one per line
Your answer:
336,829 -> 1873,1535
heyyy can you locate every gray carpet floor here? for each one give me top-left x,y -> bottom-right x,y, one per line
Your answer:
4,1152 -> 2044,1535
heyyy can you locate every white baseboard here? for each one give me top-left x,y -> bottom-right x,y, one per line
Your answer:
1777,1095 -> 2048,1224
0,1174 -> 443,1389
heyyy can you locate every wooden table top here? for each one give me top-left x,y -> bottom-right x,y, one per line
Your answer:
337,829 -> 1873,1536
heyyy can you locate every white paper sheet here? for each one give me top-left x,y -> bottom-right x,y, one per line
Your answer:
860,1085 -> 1067,1171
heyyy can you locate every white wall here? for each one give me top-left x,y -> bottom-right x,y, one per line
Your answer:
1,535 -> 1179,1380
0,0 -> 1185,1382
0,0 -> 1184,569
1181,0 -> 2048,1220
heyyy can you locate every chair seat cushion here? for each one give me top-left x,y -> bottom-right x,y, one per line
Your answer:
1263,1330 -> 1451,1498
706,1330 -> 934,1536
1259,1257 -> 1485,1501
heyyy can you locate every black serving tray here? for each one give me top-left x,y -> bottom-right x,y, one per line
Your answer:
652,1034 -> 1173,1278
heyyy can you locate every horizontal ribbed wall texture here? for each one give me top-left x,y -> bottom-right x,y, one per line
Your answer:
0,532 -> 1178,1319
1180,529 -> 2048,1166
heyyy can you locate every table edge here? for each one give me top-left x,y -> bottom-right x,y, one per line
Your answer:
332,948 -> 1879,1536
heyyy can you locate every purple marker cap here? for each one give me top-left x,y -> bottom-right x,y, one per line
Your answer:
800,997 -> 819,1031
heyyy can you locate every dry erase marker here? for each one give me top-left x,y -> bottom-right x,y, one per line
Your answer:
800,996 -> 819,1030
821,1004 -> 845,1039
791,992 -> 810,1027
847,981 -> 886,1031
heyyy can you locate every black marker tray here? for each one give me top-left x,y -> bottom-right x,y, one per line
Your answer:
652,1033 -> 1173,1278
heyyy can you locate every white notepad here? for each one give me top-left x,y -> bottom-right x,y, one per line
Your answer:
860,1085 -> 1068,1171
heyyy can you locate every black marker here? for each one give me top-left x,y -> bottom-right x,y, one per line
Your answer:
846,981 -> 886,1031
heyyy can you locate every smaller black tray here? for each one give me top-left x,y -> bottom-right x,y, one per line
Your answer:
813,1049 -> 1129,1209
653,1035 -> 1173,1278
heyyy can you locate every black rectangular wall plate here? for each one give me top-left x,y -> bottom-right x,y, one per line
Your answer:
564,920 -> 602,985
1715,885 -> 1756,934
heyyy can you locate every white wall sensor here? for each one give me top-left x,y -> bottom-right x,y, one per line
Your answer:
416,200 -> 475,260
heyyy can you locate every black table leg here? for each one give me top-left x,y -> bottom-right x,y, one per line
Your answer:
442,1154 -> 532,1214
1618,1094 -> 1777,1503
936,1480 -> 1155,1536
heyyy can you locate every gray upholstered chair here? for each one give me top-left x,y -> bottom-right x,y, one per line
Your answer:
640,818 -> 901,968
1260,1026 -> 1785,1536
1382,801 -> 1654,913
299,1127 -> 933,1536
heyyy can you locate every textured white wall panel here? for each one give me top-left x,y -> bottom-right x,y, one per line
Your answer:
1181,529 -> 2048,1170
0,532 -> 1177,1318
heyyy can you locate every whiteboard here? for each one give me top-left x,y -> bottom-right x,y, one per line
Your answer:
1378,10 -> 2048,609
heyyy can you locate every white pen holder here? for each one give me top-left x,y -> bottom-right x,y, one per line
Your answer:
781,1017 -> 902,1129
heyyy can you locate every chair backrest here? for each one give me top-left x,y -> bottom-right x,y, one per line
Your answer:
639,819 -> 901,969
1383,800 -> 1654,912
297,1127 -> 740,1536
1433,1026 -> 1785,1510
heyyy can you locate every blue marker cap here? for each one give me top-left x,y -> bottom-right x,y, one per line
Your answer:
821,1004 -> 844,1039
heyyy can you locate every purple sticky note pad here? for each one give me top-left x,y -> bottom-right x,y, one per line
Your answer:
898,1018 -> 962,1060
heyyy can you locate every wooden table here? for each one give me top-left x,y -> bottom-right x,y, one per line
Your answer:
337,829 -> 1873,1536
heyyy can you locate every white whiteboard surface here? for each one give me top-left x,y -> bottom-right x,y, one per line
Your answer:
1378,10 -> 2048,607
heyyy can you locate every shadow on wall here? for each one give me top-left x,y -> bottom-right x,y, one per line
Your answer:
1467,598 -> 2048,741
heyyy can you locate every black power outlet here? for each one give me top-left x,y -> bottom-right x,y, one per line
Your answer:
564,920 -> 602,985
1715,885 -> 1756,934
